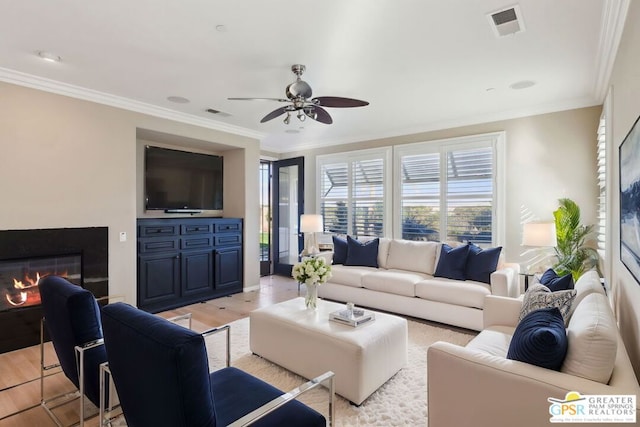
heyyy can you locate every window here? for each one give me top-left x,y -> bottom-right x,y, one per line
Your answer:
395,133 -> 504,245
316,133 -> 504,244
317,148 -> 392,238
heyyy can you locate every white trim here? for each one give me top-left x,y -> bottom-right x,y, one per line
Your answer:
593,0 -> 630,101
0,67 -> 266,140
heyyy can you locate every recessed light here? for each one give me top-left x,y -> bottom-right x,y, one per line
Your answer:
285,129 -> 300,134
215,25 -> 228,32
485,87 -> 496,92
37,51 -> 61,63
509,80 -> 536,90
167,96 -> 190,104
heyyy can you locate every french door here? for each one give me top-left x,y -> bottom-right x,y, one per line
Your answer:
272,157 -> 304,276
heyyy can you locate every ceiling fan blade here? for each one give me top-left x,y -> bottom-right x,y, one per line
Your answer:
260,107 -> 289,123
311,106 -> 333,124
313,96 -> 369,108
228,97 -> 289,102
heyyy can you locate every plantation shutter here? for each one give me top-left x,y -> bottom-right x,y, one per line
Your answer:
352,158 -> 385,237
596,114 -> 606,253
318,148 -> 390,238
445,146 -> 493,244
400,152 -> 441,240
319,162 -> 349,235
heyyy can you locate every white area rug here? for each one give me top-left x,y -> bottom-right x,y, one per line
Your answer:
206,316 -> 475,427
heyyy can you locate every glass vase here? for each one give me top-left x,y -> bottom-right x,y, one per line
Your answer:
305,283 -> 318,310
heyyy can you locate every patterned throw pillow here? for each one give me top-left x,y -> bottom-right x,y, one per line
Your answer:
519,284 -> 576,325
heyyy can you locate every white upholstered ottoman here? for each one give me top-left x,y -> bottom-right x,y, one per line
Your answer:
249,297 -> 408,405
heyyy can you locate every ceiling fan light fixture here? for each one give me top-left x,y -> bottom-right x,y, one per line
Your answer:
297,111 -> 306,122
283,112 -> 291,125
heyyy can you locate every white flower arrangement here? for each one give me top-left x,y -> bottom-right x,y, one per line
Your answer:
292,256 -> 332,286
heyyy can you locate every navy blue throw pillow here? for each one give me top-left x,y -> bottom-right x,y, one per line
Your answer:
344,236 -> 379,267
465,243 -> 502,284
540,268 -> 574,292
332,236 -> 348,265
507,307 -> 568,371
434,244 -> 470,280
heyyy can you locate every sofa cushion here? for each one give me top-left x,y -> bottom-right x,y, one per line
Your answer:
361,269 -> 429,297
345,236 -> 379,268
572,269 -> 605,308
332,235 -> 348,264
434,244 -> 470,280
386,240 -> 439,275
507,307 -> 568,371
415,278 -> 491,309
519,284 -> 576,325
562,293 -> 617,384
539,268 -> 574,291
377,238 -> 391,269
466,326 -> 514,357
328,265 -> 377,288
465,243 -> 502,284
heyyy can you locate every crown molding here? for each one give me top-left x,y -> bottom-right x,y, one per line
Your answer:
593,0 -> 630,102
0,67 -> 266,141
266,97 -> 600,154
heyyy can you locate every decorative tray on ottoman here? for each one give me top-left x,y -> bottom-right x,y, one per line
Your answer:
329,307 -> 375,327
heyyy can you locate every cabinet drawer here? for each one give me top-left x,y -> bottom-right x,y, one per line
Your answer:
214,222 -> 242,233
181,223 -> 213,235
214,234 -> 242,246
138,237 -> 179,253
181,235 -> 214,250
139,224 -> 179,237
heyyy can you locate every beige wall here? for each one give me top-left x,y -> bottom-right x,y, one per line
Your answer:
609,0 -> 640,378
0,82 -> 261,304
283,106 -> 601,264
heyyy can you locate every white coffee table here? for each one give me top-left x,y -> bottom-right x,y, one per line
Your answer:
249,297 -> 408,405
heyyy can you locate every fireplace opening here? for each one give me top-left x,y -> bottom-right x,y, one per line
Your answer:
0,253 -> 82,312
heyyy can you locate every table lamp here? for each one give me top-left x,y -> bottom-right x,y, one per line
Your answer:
521,221 -> 558,277
300,214 -> 323,256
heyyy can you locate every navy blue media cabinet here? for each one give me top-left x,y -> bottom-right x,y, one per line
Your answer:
137,218 -> 243,313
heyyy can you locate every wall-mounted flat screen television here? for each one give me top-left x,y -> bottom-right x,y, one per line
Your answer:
145,146 -> 223,212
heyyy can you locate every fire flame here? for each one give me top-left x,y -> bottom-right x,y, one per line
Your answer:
13,272 -> 42,289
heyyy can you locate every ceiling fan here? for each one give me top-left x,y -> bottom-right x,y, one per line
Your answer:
228,64 -> 369,125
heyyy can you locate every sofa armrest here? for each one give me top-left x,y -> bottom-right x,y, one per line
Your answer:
483,295 -> 523,329
489,263 -> 519,298
427,342 -> 639,427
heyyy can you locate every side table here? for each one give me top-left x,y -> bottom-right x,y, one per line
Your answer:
519,272 -> 535,291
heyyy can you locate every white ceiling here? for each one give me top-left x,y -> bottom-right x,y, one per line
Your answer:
0,0 -> 626,153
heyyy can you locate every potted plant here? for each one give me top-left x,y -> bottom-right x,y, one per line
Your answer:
553,198 -> 600,281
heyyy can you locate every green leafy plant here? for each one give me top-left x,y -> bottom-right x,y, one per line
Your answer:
553,198 -> 599,281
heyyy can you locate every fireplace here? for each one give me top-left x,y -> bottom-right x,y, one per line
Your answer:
1,254 -> 82,310
0,227 -> 108,353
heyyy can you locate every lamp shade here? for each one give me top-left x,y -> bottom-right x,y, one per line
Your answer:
300,214 -> 323,233
522,222 -> 557,247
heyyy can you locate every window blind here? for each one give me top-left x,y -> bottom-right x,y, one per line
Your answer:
318,148 -> 390,238
596,115 -> 606,253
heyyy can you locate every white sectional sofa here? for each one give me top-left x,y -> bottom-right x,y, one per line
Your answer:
427,270 -> 640,427
317,238 -> 520,331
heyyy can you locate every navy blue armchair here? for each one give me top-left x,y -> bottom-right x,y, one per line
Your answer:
38,275 -> 108,426
101,302 -> 334,427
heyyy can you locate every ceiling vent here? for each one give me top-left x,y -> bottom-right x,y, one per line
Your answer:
488,5 -> 525,37
205,108 -> 231,118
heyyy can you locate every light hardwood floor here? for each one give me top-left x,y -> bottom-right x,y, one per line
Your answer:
0,275 -> 301,427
